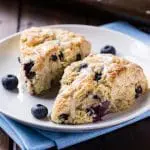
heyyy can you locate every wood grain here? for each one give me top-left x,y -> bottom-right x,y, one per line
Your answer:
19,1 -> 86,31
0,0 -> 19,149
0,130 -> 9,150
0,0 -> 18,39
65,119 -> 150,150
13,143 -> 21,150
75,0 -> 150,24
19,1 -> 118,30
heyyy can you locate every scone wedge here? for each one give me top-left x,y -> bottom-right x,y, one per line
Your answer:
51,54 -> 148,124
19,27 -> 91,94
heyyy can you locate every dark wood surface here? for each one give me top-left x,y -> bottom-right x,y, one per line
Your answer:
76,0 -> 150,24
0,0 -> 150,150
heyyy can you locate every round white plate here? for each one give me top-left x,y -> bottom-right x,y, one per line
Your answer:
0,25 -> 150,132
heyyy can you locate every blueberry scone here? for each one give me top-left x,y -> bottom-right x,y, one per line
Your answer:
51,54 -> 148,124
19,27 -> 91,94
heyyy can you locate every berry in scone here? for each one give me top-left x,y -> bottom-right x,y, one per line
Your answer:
51,54 -> 148,124
19,27 -> 91,94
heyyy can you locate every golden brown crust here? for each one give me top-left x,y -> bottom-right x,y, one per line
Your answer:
19,27 -> 91,94
51,54 -> 148,124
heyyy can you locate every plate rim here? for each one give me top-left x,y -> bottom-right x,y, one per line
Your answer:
0,24 -> 150,132
0,24 -> 149,48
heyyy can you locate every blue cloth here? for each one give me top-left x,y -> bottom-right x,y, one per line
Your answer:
0,22 -> 150,150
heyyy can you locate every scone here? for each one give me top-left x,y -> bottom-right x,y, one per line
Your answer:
51,54 -> 148,124
19,27 -> 91,94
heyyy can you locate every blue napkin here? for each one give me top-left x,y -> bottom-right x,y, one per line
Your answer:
0,22 -> 150,150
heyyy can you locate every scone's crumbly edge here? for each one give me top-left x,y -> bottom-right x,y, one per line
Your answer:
51,54 -> 148,124
19,27 -> 91,94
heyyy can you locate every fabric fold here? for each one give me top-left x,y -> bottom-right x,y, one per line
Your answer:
0,114 -> 55,150
102,21 -> 150,45
37,111 -> 150,149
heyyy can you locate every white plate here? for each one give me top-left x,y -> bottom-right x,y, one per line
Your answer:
0,25 -> 150,132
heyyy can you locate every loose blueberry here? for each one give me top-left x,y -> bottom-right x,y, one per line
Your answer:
135,85 -> 143,98
58,52 -> 64,60
31,104 -> 48,119
2,74 -> 18,90
94,72 -> 102,81
76,54 -> 81,61
100,45 -> 116,55
79,63 -> 88,71
24,61 -> 35,79
51,55 -> 57,61
59,114 -> 69,123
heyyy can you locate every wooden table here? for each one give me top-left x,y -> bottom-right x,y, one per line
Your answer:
0,0 -> 150,150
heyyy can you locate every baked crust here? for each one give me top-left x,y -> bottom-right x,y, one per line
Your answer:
19,27 -> 91,94
51,54 -> 148,124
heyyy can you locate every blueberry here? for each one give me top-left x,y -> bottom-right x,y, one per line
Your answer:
94,72 -> 102,81
51,55 -> 57,61
59,114 -> 69,120
135,85 -> 143,98
100,45 -> 116,55
24,61 -> 35,79
58,52 -> 64,60
59,114 -> 69,123
135,86 -> 142,94
86,108 -> 95,116
2,74 -> 18,90
86,101 -> 110,122
93,95 -> 100,99
79,63 -> 88,71
76,54 -> 81,61
31,104 -> 48,119
93,101 -> 110,122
